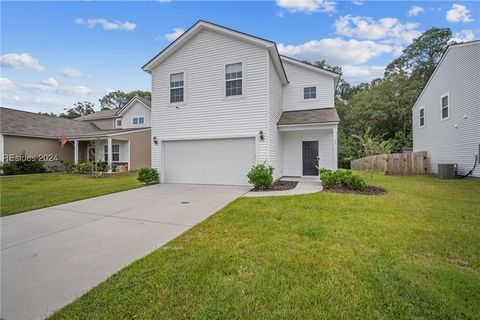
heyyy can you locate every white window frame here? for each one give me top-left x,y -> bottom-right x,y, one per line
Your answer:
303,86 -> 317,100
132,116 -> 145,126
223,60 -> 245,99
300,84 -> 318,102
116,118 -> 122,128
440,92 -> 449,121
169,71 -> 185,105
104,144 -> 120,162
419,106 -> 425,128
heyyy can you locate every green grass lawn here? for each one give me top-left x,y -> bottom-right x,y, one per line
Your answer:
50,174 -> 480,319
0,173 -> 142,216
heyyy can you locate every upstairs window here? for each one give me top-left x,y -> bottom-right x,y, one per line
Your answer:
304,86 -> 316,100
441,94 -> 449,119
225,62 -> 242,96
104,144 -> 120,162
133,116 -> 144,125
419,107 -> 425,127
170,72 -> 184,103
116,118 -> 122,128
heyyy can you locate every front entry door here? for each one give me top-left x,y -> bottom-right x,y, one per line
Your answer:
302,141 -> 319,176
87,147 -> 96,162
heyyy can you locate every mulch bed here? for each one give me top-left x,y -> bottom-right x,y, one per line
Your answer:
251,180 -> 298,192
324,185 -> 386,195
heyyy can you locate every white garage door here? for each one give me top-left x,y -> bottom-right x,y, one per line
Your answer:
164,138 -> 256,185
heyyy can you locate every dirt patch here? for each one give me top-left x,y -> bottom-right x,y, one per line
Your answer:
251,180 -> 298,192
325,185 -> 385,195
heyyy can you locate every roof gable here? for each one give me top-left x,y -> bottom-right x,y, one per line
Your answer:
142,20 -> 288,85
117,96 -> 151,116
412,40 -> 480,110
280,55 -> 341,88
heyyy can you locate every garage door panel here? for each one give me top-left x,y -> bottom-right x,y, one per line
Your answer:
164,138 -> 255,185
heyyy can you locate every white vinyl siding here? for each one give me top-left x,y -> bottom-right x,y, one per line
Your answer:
267,54 -> 284,179
413,42 -> 480,177
282,129 -> 336,176
121,101 -> 151,129
150,29 -> 269,171
282,60 -> 334,111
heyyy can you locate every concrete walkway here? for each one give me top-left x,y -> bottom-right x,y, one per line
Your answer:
1,184 -> 249,320
244,177 -> 323,197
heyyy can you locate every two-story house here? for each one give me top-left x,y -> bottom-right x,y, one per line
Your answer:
143,21 -> 340,185
412,40 -> 479,178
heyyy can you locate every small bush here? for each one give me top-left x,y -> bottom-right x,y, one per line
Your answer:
247,163 -> 274,190
319,168 -> 366,190
137,167 -> 159,184
1,157 -> 46,175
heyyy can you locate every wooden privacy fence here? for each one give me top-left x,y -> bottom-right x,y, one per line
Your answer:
351,151 -> 428,175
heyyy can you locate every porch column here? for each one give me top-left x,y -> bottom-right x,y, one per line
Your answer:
74,140 -> 79,164
332,126 -> 338,169
107,137 -> 112,173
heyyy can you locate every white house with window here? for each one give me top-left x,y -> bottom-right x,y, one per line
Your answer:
142,20 -> 340,185
412,40 -> 480,177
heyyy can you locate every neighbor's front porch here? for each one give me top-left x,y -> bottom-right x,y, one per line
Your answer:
73,137 -> 130,172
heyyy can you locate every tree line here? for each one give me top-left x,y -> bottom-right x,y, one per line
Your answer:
308,27 -> 454,167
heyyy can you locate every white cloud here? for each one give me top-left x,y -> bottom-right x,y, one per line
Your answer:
0,77 -> 16,92
446,4 -> 473,23
451,30 -> 476,43
75,18 -> 136,31
408,5 -> 424,17
59,86 -> 92,95
41,77 -> 58,87
334,15 -> 421,45
164,28 -> 185,41
352,0 -> 364,6
0,53 -> 46,72
276,0 -> 336,14
61,67 -> 83,78
278,38 -> 393,65
21,79 -> 92,96
342,65 -> 385,82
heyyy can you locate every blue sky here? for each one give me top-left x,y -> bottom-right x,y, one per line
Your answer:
1,0 -> 479,113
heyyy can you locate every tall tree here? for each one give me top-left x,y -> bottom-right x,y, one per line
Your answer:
386,27 -> 452,85
99,91 -> 128,110
99,90 -> 151,110
60,101 -> 95,119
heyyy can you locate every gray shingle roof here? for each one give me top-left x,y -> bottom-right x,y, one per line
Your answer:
76,108 -> 119,121
0,107 -> 102,138
278,108 -> 340,125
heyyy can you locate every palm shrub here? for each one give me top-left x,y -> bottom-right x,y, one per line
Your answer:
137,167 -> 159,184
247,163 -> 273,190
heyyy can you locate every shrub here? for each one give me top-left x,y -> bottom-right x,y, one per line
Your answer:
319,168 -> 366,190
71,162 -> 94,174
1,157 -> 46,175
94,161 -> 109,173
137,167 -> 159,184
247,163 -> 273,190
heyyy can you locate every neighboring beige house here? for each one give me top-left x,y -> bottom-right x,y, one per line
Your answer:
0,96 -> 152,172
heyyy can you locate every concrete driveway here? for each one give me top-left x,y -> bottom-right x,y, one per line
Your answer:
1,183 -> 249,320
